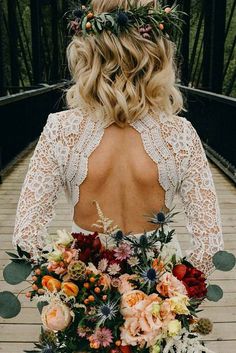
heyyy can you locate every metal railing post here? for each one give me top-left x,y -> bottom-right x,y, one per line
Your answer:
30,0 -> 42,85
202,0 -> 226,93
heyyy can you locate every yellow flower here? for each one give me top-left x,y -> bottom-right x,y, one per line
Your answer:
167,319 -> 182,337
150,342 -> 161,353
169,294 -> 190,315
152,303 -> 161,317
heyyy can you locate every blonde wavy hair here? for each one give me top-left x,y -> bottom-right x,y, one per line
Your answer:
66,0 -> 185,127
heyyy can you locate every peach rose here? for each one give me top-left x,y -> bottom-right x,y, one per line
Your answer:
47,261 -> 67,275
41,300 -> 72,331
159,300 -> 175,325
120,306 -> 162,347
42,275 -> 61,292
156,272 -> 187,297
118,274 -> 137,294
61,282 -> 79,297
121,290 -> 147,316
120,293 -> 163,347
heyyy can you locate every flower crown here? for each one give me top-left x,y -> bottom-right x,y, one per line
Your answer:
67,0 -> 186,41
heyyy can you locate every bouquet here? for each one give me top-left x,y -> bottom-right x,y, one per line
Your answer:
1,204 -> 235,353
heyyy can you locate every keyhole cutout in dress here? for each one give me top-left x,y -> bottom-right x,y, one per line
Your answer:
73,123 -> 169,234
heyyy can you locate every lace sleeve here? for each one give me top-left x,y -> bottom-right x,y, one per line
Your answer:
179,122 -> 224,277
12,113 -> 63,255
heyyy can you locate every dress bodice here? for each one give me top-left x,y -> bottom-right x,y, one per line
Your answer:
12,107 -> 224,276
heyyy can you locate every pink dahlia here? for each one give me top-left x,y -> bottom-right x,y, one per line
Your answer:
114,243 -> 132,261
89,327 -> 113,347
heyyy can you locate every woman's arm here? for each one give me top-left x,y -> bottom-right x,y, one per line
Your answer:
178,121 -> 224,277
12,113 -> 64,256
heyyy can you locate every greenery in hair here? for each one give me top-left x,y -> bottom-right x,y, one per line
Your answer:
67,0 -> 187,41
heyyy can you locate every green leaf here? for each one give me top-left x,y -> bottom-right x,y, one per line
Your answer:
206,284 -> 223,302
3,261 -> 32,284
37,301 -> 48,314
213,251 -> 236,271
5,251 -> 19,259
17,244 -> 24,257
0,291 -> 21,318
81,15 -> 88,35
96,20 -> 103,31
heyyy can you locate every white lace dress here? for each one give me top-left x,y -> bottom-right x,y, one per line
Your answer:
12,107 -> 224,276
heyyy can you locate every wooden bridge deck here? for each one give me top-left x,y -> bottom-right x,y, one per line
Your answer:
0,148 -> 235,353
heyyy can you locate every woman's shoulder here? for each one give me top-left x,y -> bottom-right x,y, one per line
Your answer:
48,107 -> 84,126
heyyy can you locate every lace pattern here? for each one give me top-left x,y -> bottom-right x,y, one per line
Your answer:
12,108 -> 224,275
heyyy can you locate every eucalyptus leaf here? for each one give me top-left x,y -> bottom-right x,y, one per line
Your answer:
213,251 -> 236,271
206,284 -> 223,302
0,291 -> 21,318
3,261 -> 32,284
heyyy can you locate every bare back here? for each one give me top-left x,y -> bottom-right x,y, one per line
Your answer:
73,123 -> 168,233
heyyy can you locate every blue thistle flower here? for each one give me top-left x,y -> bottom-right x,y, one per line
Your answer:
73,8 -> 84,18
117,12 -> 129,26
139,266 -> 159,293
95,300 -> 119,326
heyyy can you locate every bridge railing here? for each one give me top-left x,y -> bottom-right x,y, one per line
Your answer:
179,85 -> 236,183
0,83 -> 66,183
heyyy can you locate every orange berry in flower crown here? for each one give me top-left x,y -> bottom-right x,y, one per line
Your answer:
61,282 -> 79,297
165,7 -> 172,13
87,12 -> 94,19
86,22 -> 92,30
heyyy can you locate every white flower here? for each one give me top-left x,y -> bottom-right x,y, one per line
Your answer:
161,244 -> 178,263
127,256 -> 139,267
108,263 -> 121,275
146,250 -> 155,259
87,262 -> 99,275
44,248 -> 63,262
54,229 -> 74,246
167,319 -> 182,337
98,258 -> 108,272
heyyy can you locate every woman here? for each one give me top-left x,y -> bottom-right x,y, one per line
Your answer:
12,0 -> 223,277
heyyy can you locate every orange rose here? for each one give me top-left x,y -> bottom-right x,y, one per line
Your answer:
61,282 -> 79,297
41,275 -> 53,287
42,275 -> 61,292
